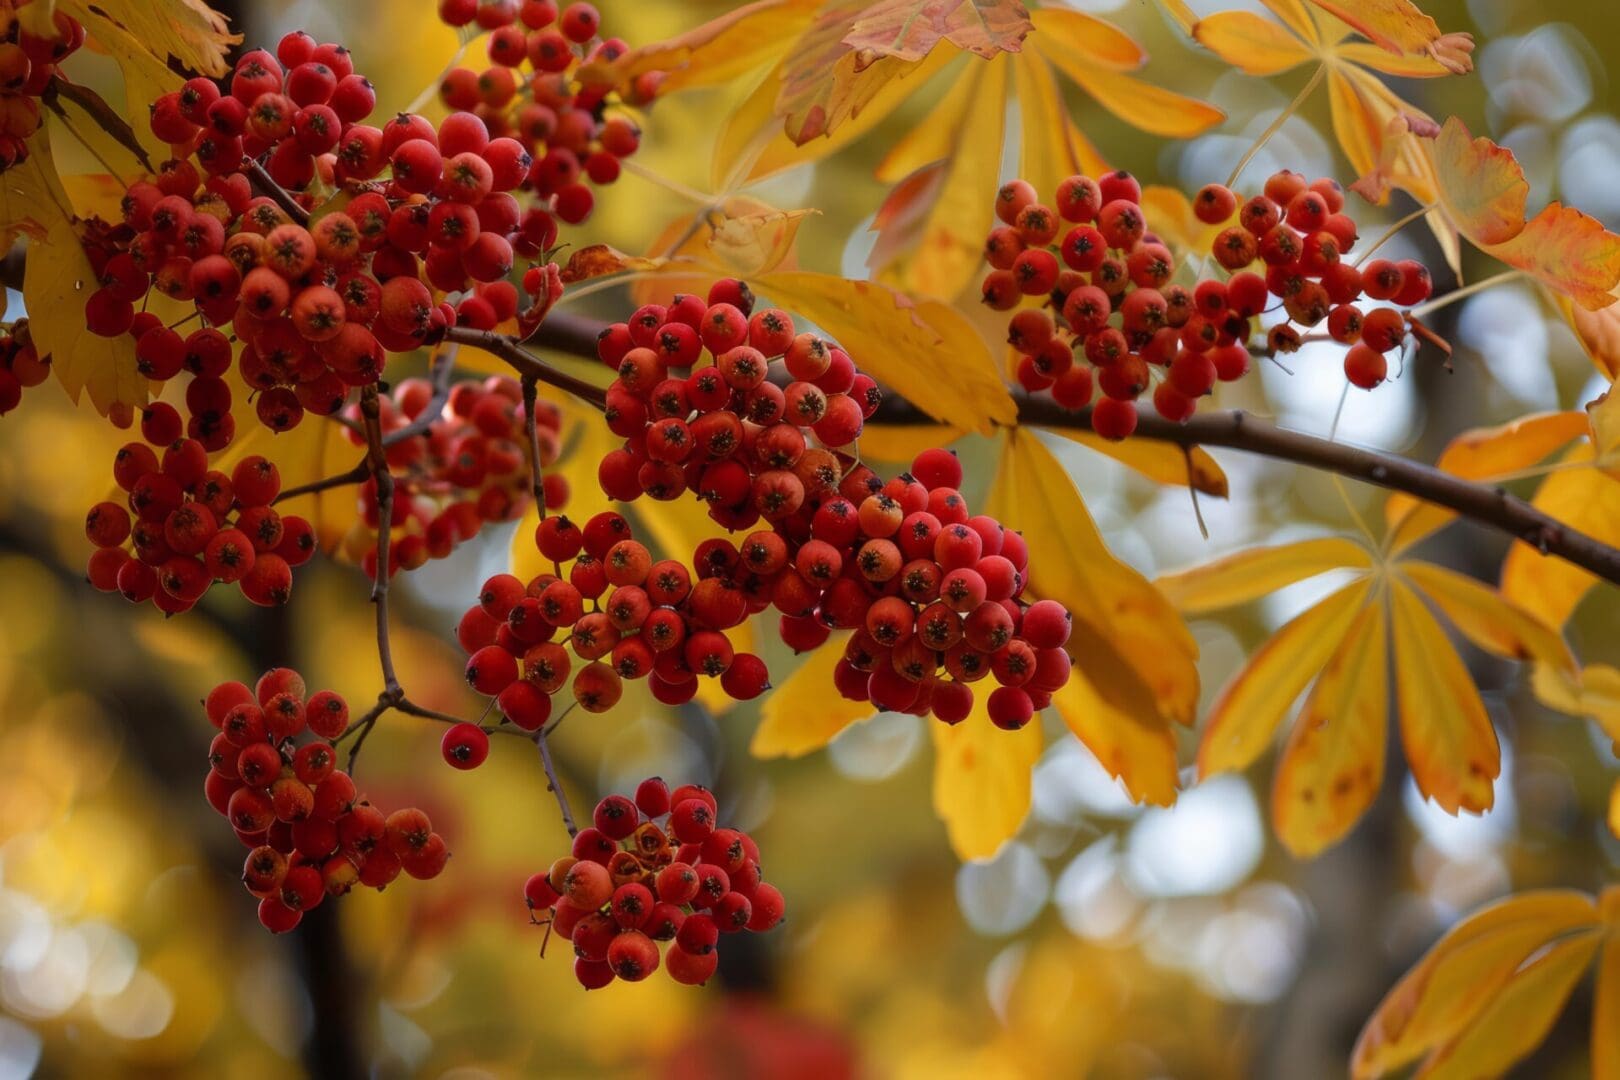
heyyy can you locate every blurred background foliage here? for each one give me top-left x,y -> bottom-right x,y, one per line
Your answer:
2,0 -> 1619,1076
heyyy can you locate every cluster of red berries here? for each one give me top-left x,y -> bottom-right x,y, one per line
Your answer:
435,0 -> 646,225
594,280 -> 880,512
1203,171 -> 1432,389
341,372 -> 568,580
982,169 -> 1434,438
457,505 -> 773,734
0,7 -> 84,170
85,424 -> 312,611
203,669 -> 449,933
0,321 -> 48,416
524,778 -> 783,988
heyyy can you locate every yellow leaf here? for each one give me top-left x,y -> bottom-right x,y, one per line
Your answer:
1390,582 -> 1498,814
578,0 -> 818,93
1591,385 -> 1620,472
1191,11 -> 1313,75
1502,443 -> 1620,627
1398,562 -> 1575,672
1197,578 -> 1371,776
1335,41 -> 1456,78
59,172 -> 127,224
990,430 -> 1201,726
0,130 -> 66,243
60,0 -> 236,76
1530,662 -> 1620,748
755,270 -> 1016,432
844,0 -> 1032,62
1013,51 -> 1107,198
872,56 -> 1006,300
1273,600 -> 1388,857
751,633 -> 875,757
1611,782 -> 1620,842
1028,9 -> 1145,72
1385,410 -> 1589,553
1432,117 -> 1529,247
1048,61 -> 1225,139
220,396 -> 359,553
1351,889 -> 1602,1079
1044,426 -> 1228,496
1050,663 -> 1180,808
1483,201 -> 1620,311
1597,910 -> 1620,1076
930,696 -> 1042,860
1419,932 -> 1602,1079
852,423 -> 964,464
1155,536 -> 1372,615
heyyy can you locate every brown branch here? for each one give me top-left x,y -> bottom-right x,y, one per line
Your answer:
382,344 -> 457,446
442,325 -> 607,407
534,727 -> 578,837
273,459 -> 369,505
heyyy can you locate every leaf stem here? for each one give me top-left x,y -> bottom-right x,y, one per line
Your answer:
1226,64 -> 1326,189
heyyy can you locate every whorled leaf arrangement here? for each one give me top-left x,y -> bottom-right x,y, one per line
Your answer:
0,0 -> 1618,1063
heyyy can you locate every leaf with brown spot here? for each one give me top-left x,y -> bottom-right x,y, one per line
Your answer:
557,245 -> 673,285
843,0 -> 1032,63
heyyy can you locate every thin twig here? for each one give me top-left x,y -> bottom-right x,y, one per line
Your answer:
1227,64 -> 1326,189
521,373 -> 549,521
359,386 -> 400,695
242,156 -> 312,224
442,325 -> 607,407
535,727 -> 578,837
273,459 -> 369,505
382,344 -> 458,447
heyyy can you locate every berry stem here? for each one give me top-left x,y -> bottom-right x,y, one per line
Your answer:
382,343 -> 458,448
618,157 -> 715,207
1226,63 -> 1326,189
241,155 -> 311,225
359,385 -> 400,692
272,459 -> 370,505
1352,202 -> 1435,267
1406,269 -> 1525,319
521,373 -> 549,521
534,725 -> 579,838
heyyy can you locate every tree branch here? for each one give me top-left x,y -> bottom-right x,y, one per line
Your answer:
521,373 -> 549,521
442,325 -> 607,407
535,724 -> 578,837
242,155 -> 311,224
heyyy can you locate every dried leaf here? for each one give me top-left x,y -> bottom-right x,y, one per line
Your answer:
843,0 -> 1032,62
1432,117 -> 1529,247
558,245 -> 672,284
1484,201 -> 1620,311
776,2 -> 926,144
1555,288 -> 1620,379
577,0 -> 818,92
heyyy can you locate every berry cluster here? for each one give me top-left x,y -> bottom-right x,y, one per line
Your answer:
86,426 -> 312,612
457,504 -> 773,733
0,7 -> 84,170
435,0 -> 646,225
203,670 -> 449,933
0,320 -> 48,416
342,372 -> 567,580
523,778 -> 783,988
983,169 -> 1434,438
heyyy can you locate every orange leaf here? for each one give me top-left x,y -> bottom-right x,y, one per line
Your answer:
1196,578 -> 1372,776
1028,9 -> 1144,72
843,0 -> 1032,62
1048,61 -> 1225,139
1555,288 -> 1620,378
1483,201 -> 1620,311
1192,10 -> 1313,75
1432,117 -> 1529,247
1384,410 -> 1588,553
1306,0 -> 1441,56
1351,890 -> 1602,1079
1390,582 -> 1498,814
1502,442 -> 1620,627
1272,599 -> 1388,857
